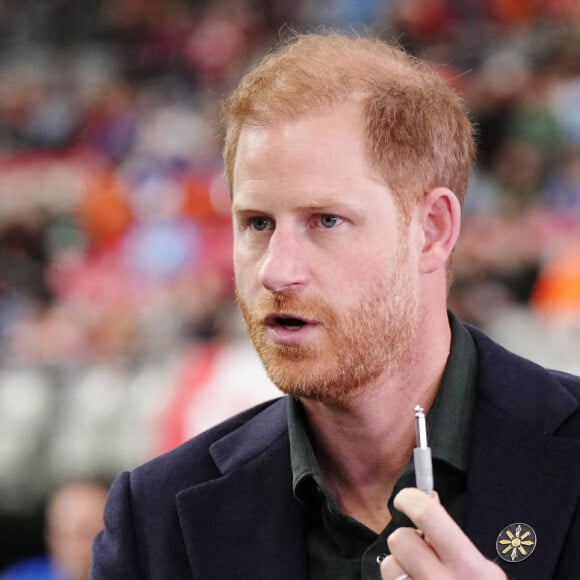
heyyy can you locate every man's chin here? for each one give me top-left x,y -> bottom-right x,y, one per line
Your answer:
262,360 -> 361,407
263,356 -> 315,386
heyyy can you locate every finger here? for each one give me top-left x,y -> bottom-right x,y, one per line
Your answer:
387,526 -> 446,579
379,554 -> 410,580
393,488 -> 490,569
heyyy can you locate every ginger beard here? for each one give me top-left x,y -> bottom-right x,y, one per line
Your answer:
236,239 -> 420,408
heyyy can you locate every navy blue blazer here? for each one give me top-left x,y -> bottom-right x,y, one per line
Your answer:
91,327 -> 580,579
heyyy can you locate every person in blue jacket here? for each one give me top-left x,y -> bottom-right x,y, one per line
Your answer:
3,480 -> 107,580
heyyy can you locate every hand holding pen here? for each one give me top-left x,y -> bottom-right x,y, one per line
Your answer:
379,406 -> 506,580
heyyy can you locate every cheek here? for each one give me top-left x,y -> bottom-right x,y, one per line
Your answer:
233,251 -> 259,294
343,250 -> 410,300
344,253 -> 391,286
325,264 -> 380,313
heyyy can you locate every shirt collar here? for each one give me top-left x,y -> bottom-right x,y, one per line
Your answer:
427,310 -> 477,472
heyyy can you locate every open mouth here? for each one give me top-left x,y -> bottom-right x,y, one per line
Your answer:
265,314 -> 311,331
276,316 -> 307,330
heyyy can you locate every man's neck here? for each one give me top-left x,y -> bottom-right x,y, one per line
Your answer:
300,322 -> 451,532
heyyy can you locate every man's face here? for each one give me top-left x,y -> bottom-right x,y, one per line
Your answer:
232,102 -> 421,407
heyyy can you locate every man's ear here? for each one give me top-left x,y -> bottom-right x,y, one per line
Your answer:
417,187 -> 461,274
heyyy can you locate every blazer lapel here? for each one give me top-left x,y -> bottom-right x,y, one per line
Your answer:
465,329 -> 580,579
175,399 -> 308,579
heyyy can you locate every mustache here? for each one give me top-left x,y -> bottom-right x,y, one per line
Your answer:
236,290 -> 336,324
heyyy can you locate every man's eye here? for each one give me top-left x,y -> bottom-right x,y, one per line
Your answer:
319,215 -> 341,228
249,216 -> 271,231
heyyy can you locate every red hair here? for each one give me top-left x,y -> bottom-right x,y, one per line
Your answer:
222,33 -> 475,213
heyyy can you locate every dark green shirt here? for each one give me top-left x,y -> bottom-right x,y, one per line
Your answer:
287,313 -> 477,579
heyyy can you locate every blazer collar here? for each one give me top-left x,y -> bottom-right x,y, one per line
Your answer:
465,328 -> 580,579
176,398 -> 308,579
209,398 -> 288,474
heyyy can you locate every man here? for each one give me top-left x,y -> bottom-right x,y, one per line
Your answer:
90,33 -> 580,579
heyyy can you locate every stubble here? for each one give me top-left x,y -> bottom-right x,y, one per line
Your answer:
237,242 -> 420,408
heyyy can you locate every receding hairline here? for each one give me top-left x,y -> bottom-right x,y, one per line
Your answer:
222,32 -> 476,207
222,33 -> 437,122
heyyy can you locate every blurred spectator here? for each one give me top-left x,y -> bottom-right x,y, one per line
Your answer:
0,480 -> 109,580
183,0 -> 266,90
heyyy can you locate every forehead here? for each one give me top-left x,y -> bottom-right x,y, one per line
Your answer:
232,102 -> 385,202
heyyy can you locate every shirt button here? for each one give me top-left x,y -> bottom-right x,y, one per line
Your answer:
376,553 -> 387,565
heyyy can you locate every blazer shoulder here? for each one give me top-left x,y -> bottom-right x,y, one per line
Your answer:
92,397 -> 290,579
549,367 -> 580,395
131,396 -> 287,492
546,369 -> 580,436
467,323 -> 580,435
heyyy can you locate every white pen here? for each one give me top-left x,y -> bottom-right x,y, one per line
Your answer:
413,405 -> 434,495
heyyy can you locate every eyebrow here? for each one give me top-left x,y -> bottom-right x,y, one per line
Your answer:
232,197 -> 350,213
300,197 -> 345,209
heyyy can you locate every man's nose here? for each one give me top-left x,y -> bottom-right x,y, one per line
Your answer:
258,227 -> 309,293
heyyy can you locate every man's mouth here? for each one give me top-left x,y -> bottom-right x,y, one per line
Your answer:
260,312 -> 322,345
265,314 -> 312,331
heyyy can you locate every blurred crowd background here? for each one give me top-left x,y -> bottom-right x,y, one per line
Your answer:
1,0 -> 580,572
